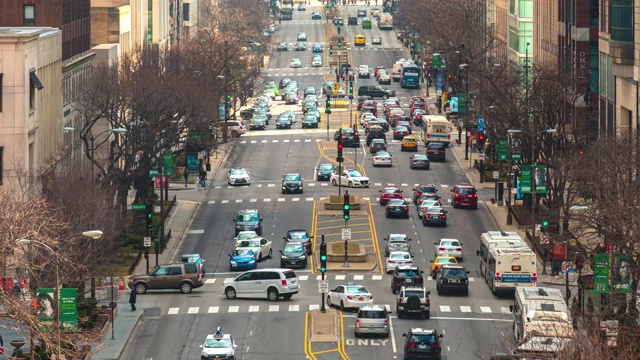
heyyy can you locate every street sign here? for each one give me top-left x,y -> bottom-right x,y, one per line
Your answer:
436,89 -> 442,96
144,237 -> 152,247
436,73 -> 443,90
520,165 -> 532,193
493,171 -> 499,179
594,254 -> 609,293
561,261 -> 572,273
477,153 -> 486,161
568,268 -> 577,283
497,136 -> 508,161
539,235 -> 549,244
477,116 -> 485,132
319,280 -> 329,293
342,228 -> 351,240
149,169 -> 159,177
129,204 -> 146,210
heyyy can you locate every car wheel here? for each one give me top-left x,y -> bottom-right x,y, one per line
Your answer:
332,179 -> 338,185
383,95 -> 388,99
134,283 -> 147,294
340,301 -> 345,312
225,287 -> 237,299
464,288 -> 469,296
180,282 -> 193,294
385,211 -> 389,218
348,181 -> 353,187
282,294 -> 293,300
397,310 -> 403,318
268,249 -> 273,258
267,288 -> 279,301
258,253 -> 263,261
281,190 -> 285,194
391,287 -> 397,294
326,295 -> 332,307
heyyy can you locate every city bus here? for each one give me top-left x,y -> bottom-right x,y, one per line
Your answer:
510,287 -> 574,358
481,247 -> 537,294
400,65 -> 421,88
280,0 -> 293,20
378,13 -> 393,30
421,115 -> 452,147
478,231 -> 526,274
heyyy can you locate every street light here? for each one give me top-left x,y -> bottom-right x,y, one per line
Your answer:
507,128 -> 556,254
459,63 -> 470,160
15,231 -> 103,359
64,127 -> 127,181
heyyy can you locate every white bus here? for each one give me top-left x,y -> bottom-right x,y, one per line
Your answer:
511,287 -> 574,357
378,13 -> 393,30
481,247 -> 537,294
478,231 -> 526,274
421,115 -> 452,147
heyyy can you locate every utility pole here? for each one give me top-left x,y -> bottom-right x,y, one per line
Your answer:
342,191 -> 350,268
337,129 -> 343,196
320,236 -> 327,312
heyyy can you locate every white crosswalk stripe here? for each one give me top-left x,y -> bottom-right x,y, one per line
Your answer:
205,279 -> 216,284
289,305 -> 300,312
460,306 -> 472,313
208,306 -> 219,314
480,306 -> 492,313
269,305 -> 279,312
249,305 -> 260,312
228,306 -> 240,313
439,305 -> 451,312
168,308 -> 179,315
188,307 -> 199,314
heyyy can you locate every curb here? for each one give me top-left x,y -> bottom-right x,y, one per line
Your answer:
165,201 -> 201,265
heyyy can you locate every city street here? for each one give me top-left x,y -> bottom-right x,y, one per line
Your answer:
121,4 -> 516,360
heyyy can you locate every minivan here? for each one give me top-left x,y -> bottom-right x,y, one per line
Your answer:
355,304 -> 390,337
222,268 -> 300,301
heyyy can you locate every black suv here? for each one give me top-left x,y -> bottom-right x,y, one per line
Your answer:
436,264 -> 470,296
348,16 -> 357,25
426,142 -> 446,162
280,243 -> 307,268
284,229 -> 313,254
234,209 -> 263,236
366,127 -> 386,146
282,173 -> 303,194
358,85 -> 396,99
391,266 -> 424,294
402,328 -> 443,359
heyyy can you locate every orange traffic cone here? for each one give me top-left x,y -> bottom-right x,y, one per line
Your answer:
119,281 -> 125,290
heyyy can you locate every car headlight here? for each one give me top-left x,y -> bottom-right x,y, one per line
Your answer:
300,255 -> 306,260
282,255 -> 288,260
249,259 -> 256,263
230,261 -> 237,265
282,185 -> 287,189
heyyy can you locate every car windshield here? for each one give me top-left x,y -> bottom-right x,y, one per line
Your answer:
458,188 -> 475,194
204,338 -> 232,348
359,310 -> 386,318
239,240 -> 260,248
388,199 -> 405,205
389,234 -> 407,241
347,171 -> 363,177
237,233 -> 258,240
288,231 -> 308,239
413,155 -> 428,160
441,240 -> 460,247
230,169 -> 247,175
396,126 -> 408,132
319,165 -> 334,171
383,188 -> 400,194
419,186 -> 437,193
390,253 -> 410,259
427,208 -> 444,214
409,334 -> 436,344
404,289 -> 424,297
234,249 -> 254,256
284,244 -> 305,253
444,268 -> 466,277
238,213 -> 259,222
376,151 -> 390,157
181,256 -> 201,263
346,286 -> 369,294
404,138 -> 416,142
398,269 -> 420,277
437,258 -> 457,264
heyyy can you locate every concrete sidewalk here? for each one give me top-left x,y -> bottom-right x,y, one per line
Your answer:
93,143 -> 232,360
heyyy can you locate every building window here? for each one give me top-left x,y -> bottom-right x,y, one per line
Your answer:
610,0 -> 634,42
509,0 -> 516,14
183,3 -> 190,21
600,0 -> 609,32
29,72 -> 44,109
23,5 -> 35,26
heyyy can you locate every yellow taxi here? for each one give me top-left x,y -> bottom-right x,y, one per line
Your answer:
430,256 -> 458,277
354,34 -> 366,46
371,8 -> 380,17
401,136 -> 418,152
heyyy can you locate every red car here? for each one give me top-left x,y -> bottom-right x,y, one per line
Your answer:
379,187 -> 403,205
451,184 -> 478,209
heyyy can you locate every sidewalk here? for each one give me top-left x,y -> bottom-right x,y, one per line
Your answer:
93,143 -> 232,360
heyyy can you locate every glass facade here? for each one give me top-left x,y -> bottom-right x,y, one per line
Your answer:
610,0 -> 633,42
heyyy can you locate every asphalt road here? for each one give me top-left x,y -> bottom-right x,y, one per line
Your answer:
121,4 -> 517,360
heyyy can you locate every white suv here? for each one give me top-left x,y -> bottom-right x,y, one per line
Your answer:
222,268 -> 300,301
358,65 -> 370,78
222,120 -> 246,138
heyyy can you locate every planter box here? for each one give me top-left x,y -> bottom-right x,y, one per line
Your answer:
327,243 -> 366,262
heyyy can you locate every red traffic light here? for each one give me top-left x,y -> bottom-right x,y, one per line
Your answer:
354,131 -> 359,137
578,149 -> 584,155
338,144 -> 343,150
478,135 -> 484,141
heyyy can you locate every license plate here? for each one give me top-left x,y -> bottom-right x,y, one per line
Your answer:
406,279 -> 413,283
452,279 -> 459,283
418,344 -> 427,350
359,297 -> 364,301
369,328 -> 376,331
448,249 -> 454,252
464,199 -> 469,202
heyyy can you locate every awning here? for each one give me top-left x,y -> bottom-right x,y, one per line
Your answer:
30,72 -> 44,90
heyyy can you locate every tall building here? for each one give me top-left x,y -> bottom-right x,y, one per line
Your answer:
508,0 -> 534,67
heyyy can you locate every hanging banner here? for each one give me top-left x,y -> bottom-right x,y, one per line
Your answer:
614,254 -> 632,293
59,288 -> 78,331
593,254 -> 609,294
36,288 -> 55,332
520,165 -> 532,193
535,164 -> 548,194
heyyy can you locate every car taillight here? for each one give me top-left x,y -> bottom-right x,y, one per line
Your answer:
425,298 -> 430,303
403,206 -> 408,210
430,343 -> 440,348
394,131 -> 399,134
355,319 -> 360,327
383,319 -> 388,326
406,342 -> 416,348
454,193 -> 460,197
426,133 -> 431,138
239,126 -> 244,129
347,295 -> 354,300
473,193 -> 478,198
439,247 -> 446,251
455,248 -> 462,251
426,215 -> 432,218
197,273 -> 202,280
398,298 -> 404,303
282,279 -> 288,286
532,273 -> 537,282
394,276 -> 403,281
439,215 -> 446,219
416,276 -> 423,282
447,134 -> 451,139
495,272 -> 501,281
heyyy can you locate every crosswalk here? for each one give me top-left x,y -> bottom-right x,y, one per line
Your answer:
163,303 -> 511,316
205,197 -> 482,206
237,138 -> 407,144
203,274 -> 473,283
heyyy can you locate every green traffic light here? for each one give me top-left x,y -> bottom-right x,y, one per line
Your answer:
320,255 -> 327,261
343,204 -> 350,210
321,267 -> 326,272
542,221 -> 549,226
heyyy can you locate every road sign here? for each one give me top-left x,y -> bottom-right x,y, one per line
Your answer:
149,169 -> 159,177
342,228 -> 351,240
493,171 -> 499,179
497,136 -> 508,161
477,153 -> 486,160
144,237 -> 152,247
562,261 -> 572,273
539,235 -> 549,244
319,280 -> 329,293
129,204 -> 146,210
568,268 -> 577,283
477,116 -> 485,132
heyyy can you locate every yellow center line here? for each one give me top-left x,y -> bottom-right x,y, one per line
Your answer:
367,201 -> 385,275
338,312 -> 350,359
310,201 -> 317,274
312,348 -> 340,355
304,312 -> 318,360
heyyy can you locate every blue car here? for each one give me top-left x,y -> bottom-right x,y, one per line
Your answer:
316,163 -> 336,181
229,249 -> 257,271
312,43 -> 323,53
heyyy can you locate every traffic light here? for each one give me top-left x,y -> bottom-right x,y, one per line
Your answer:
320,242 -> 327,273
343,193 -> 350,221
578,149 -> 584,156
442,92 -> 448,101
145,201 -> 153,231
575,254 -> 585,271
325,97 -> 331,114
329,45 -> 333,57
338,40 -> 342,50
337,141 -> 344,157
477,132 -> 485,147
348,81 -> 354,99
353,124 -> 359,138
541,220 -> 549,234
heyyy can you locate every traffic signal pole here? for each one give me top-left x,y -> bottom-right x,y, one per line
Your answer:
320,236 -> 327,313
343,191 -> 350,268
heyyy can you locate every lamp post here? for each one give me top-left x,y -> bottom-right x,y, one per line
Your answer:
459,63 -> 470,160
507,128 -> 556,248
15,230 -> 103,359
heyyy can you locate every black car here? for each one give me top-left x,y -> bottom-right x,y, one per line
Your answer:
249,118 -> 266,130
422,206 -> 447,227
366,128 -> 386,146
385,199 -> 409,218
240,107 -> 255,120
436,264 -> 470,295
393,126 -> 410,140
279,78 -> 292,89
347,16 -> 358,25
234,209 -> 263,236
276,116 -> 292,129
369,138 -> 387,153
282,173 -> 303,194
391,266 -> 424,294
302,115 -> 319,128
295,42 -> 306,51
357,8 -> 367,17
316,163 -> 335,181
280,243 -> 307,268
402,328 -> 443,360
426,142 -> 446,162
358,85 -> 396,99
413,184 -> 438,204
277,42 -> 288,51
410,154 -> 430,170
284,229 -> 313,254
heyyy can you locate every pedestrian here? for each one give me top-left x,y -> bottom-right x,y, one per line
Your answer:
472,137 -> 477,153
199,168 -> 207,185
129,287 -> 137,311
183,167 -> 189,187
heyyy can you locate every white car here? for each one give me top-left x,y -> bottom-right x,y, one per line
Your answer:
237,238 -> 273,261
372,150 -> 392,167
372,36 -> 382,45
330,169 -> 370,188
297,32 -> 307,41
311,55 -> 323,67
386,251 -> 413,273
434,238 -> 463,260
290,58 -> 302,68
257,95 -> 272,106
263,89 -> 276,100
417,198 -> 442,218
234,231 -> 260,246
227,168 -> 251,186
361,112 -> 375,126
326,282 -> 373,310
358,65 -> 370,78
199,327 -> 236,359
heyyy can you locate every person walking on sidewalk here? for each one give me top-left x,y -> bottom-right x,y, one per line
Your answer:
183,167 -> 189,187
129,287 -> 137,311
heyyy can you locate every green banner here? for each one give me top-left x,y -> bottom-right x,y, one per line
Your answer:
593,254 -> 609,293
520,165 -> 532,193
59,288 -> 78,331
163,150 -> 174,177
614,254 -> 632,293
497,136 -> 508,161
513,151 -> 522,161
535,164 -> 548,194
458,94 -> 466,113
36,288 -> 55,331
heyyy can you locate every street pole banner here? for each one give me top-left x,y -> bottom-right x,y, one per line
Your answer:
614,254 -> 632,293
535,164 -> 548,194
593,254 -> 609,294
36,288 -> 55,332
60,288 -> 78,331
519,165 -> 532,193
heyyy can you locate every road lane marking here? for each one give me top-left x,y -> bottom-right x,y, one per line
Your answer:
208,306 -> 219,313
306,197 -> 314,201
208,201 -> 216,204
221,200 -> 229,204
309,304 -> 320,311
299,275 -> 309,280
228,306 -> 239,313
168,308 -> 179,315
292,198 -> 300,201
439,305 -> 451,312
278,198 -> 286,202
372,275 -> 382,280
187,230 -> 204,234
501,307 -> 511,314
353,275 -> 364,280
480,306 -> 492,313
249,305 -> 260,312
250,199 -> 257,202
389,316 -> 397,353
264,198 -> 271,202
204,279 -> 216,284
335,275 -> 346,280
289,305 -> 300,312
188,307 -> 199,314
460,306 -> 472,313
235,199 -> 243,203
269,305 -> 279,312
268,184 -> 276,187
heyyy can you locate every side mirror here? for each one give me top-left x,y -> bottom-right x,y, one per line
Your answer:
476,250 -> 480,256
434,242 -> 438,245
199,345 -> 204,349
509,305 -> 514,313
460,243 -> 463,246
439,334 -> 444,338
412,188 -> 417,191
450,189 -> 454,192
379,190 -> 383,193
283,237 -> 287,240
233,219 -> 236,222
411,255 -> 415,258
466,271 -> 470,274
427,291 -> 431,295
279,250 -> 285,255
444,211 -> 448,214
408,238 -> 412,241
383,237 -> 388,241
420,270 -> 424,274
228,254 -> 232,258
402,333 -> 407,337
261,218 -> 264,221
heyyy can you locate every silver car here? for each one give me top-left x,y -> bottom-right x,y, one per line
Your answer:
384,234 -> 411,256
354,304 -> 390,337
